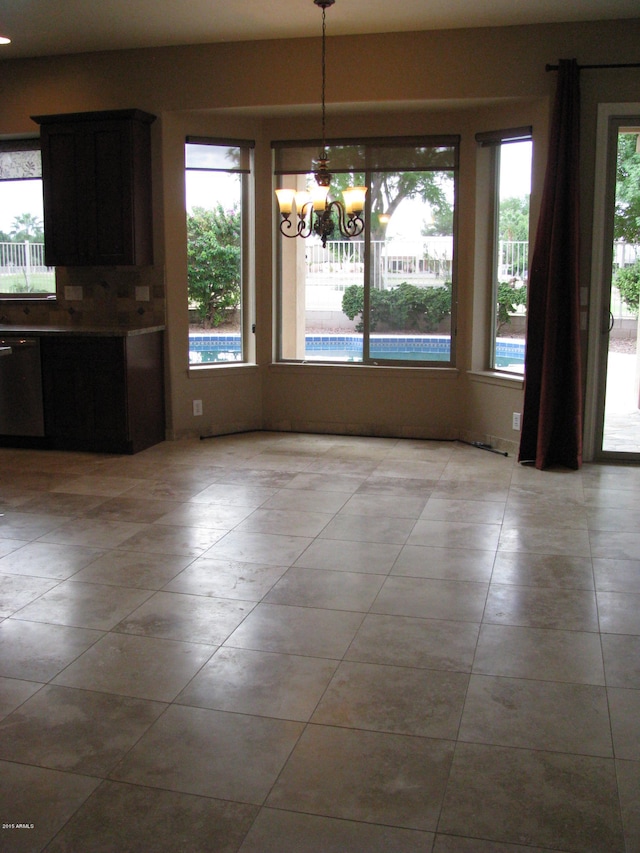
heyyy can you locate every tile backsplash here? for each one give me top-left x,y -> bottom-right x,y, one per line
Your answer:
0,266 -> 165,328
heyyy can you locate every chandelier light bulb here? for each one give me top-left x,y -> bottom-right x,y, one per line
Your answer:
275,188 -> 296,216
342,187 -> 367,215
294,190 -> 312,212
311,184 -> 330,212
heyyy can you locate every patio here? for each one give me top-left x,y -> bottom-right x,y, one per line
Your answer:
603,351 -> 640,454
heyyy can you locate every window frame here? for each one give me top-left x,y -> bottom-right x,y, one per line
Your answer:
274,135 -> 460,368
476,127 -> 532,375
185,136 -> 255,368
0,138 -> 54,301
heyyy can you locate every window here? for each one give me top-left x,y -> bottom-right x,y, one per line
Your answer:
185,138 -> 254,366
274,137 -> 459,365
477,128 -> 532,374
0,140 -> 54,298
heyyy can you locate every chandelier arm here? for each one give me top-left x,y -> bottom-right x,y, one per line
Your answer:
342,214 -> 365,239
278,210 -> 313,240
298,201 -> 315,238
328,200 -> 365,240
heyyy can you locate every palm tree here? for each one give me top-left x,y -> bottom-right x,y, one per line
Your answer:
10,212 -> 43,242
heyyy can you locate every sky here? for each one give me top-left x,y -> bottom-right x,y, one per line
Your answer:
499,140 -> 533,200
0,179 -> 44,233
186,170 -> 240,212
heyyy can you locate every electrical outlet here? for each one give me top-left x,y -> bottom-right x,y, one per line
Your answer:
193,399 -> 203,416
512,412 -> 521,431
64,285 -> 83,301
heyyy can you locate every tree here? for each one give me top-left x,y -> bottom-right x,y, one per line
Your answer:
331,168 -> 454,240
499,196 -> 530,243
610,134 -> 640,316
614,132 -> 640,244
10,212 -> 44,242
187,204 -> 241,327
613,261 -> 640,316
421,201 -> 454,237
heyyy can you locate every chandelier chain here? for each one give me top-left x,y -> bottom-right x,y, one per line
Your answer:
321,3 -> 327,159
275,0 -> 366,248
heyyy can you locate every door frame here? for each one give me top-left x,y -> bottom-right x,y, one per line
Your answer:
584,102 -> 640,461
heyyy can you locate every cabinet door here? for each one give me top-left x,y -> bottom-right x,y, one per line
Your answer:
39,126 -> 88,267
41,337 -> 129,451
36,110 -> 154,267
93,123 -> 134,264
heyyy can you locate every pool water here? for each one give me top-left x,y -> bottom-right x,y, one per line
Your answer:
189,334 -> 525,367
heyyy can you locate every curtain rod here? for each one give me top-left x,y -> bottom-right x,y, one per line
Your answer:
546,61 -> 640,71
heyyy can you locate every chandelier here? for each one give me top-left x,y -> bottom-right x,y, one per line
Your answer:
275,0 -> 367,248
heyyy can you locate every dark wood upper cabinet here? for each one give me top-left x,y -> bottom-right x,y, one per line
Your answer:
32,109 -> 156,267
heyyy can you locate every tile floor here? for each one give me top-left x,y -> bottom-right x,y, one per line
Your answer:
0,432 -> 639,852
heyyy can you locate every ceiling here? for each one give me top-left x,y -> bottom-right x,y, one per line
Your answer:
0,0 -> 638,60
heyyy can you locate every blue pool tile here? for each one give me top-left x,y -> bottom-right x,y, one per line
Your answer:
188,333 -> 524,364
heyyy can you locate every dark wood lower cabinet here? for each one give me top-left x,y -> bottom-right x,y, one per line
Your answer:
41,332 -> 164,454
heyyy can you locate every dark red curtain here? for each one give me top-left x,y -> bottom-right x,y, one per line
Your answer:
518,59 -> 583,470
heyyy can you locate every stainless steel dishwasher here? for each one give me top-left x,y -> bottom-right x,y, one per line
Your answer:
0,336 -> 46,436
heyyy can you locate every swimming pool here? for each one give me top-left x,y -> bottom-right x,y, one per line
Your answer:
305,334 -> 452,362
189,333 -> 525,367
190,334 -> 243,363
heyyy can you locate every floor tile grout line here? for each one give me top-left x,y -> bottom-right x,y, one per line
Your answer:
1,436 -> 640,848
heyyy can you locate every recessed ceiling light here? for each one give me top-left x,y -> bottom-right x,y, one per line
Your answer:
0,35 -> 10,45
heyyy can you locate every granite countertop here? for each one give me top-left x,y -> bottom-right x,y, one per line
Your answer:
0,325 -> 165,337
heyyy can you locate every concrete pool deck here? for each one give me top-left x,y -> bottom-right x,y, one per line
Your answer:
603,351 -> 640,454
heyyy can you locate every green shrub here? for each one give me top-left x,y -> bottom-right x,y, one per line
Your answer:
342,282 -> 451,332
614,262 -> 640,316
496,281 -> 527,335
187,205 -> 241,327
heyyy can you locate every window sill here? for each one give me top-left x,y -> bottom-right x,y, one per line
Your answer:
188,361 -> 258,374
271,361 -> 459,377
0,294 -> 57,302
467,368 -> 524,389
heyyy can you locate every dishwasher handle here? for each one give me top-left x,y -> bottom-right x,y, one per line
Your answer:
0,337 -> 40,348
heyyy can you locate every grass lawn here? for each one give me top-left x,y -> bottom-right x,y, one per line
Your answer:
0,271 -> 55,295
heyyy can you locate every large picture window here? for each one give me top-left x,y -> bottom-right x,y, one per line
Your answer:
274,137 -> 459,365
0,140 -> 54,298
185,138 -> 254,366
